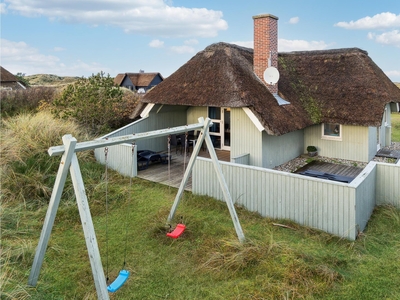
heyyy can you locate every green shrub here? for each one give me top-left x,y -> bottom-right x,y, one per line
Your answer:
51,72 -> 139,134
307,145 -> 317,152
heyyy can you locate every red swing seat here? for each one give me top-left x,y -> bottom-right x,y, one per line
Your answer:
166,224 -> 186,238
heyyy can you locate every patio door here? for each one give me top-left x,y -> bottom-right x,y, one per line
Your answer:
208,107 -> 230,150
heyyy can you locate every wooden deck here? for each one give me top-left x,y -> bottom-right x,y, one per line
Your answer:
136,149 -> 230,191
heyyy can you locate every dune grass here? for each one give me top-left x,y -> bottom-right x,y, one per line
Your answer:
391,112 -> 400,142
2,112 -> 400,299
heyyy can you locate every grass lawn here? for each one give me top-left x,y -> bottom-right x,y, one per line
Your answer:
392,112 -> 400,142
2,111 -> 400,299
3,177 -> 400,300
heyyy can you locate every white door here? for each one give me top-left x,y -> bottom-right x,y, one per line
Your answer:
208,107 -> 231,150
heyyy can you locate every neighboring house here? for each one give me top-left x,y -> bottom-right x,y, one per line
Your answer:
114,71 -> 164,93
133,14 -> 400,166
0,66 -> 27,90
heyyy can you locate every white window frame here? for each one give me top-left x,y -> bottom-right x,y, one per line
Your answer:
321,123 -> 342,141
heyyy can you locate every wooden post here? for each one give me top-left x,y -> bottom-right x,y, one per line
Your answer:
167,118 -> 246,243
28,135 -> 77,286
69,152 -> 109,299
203,132 -> 246,243
167,118 -> 209,223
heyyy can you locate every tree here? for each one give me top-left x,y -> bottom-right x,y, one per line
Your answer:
15,72 -> 30,87
52,72 -> 136,134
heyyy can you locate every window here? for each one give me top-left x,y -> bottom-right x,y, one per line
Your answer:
322,123 -> 342,140
208,107 -> 221,119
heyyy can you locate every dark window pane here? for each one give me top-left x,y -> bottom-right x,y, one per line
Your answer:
324,123 -> 340,136
208,107 -> 221,119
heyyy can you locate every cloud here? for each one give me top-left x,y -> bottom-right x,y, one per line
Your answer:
335,12 -> 400,30
231,41 -> 253,48
149,39 -> 164,48
1,39 -> 60,65
169,45 -> 195,54
0,38 -> 109,76
0,3 -> 7,14
184,39 -> 199,45
53,47 -> 65,52
386,70 -> 400,78
289,17 -> 299,24
368,30 -> 400,48
3,0 -> 228,38
278,39 -> 329,51
231,39 -> 329,51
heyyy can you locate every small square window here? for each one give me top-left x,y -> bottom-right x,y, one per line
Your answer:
322,123 -> 342,140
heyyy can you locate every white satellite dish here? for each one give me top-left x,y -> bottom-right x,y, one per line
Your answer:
263,67 -> 280,84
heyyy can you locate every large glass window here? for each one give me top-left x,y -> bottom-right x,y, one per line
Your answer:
208,107 -> 221,119
322,123 -> 342,140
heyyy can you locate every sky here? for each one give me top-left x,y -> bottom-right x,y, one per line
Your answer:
1,0 -> 399,82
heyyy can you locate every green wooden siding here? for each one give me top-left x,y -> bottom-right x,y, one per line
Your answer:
304,124 -> 371,162
187,106 -> 207,124
231,108 -> 263,167
262,130 -> 304,169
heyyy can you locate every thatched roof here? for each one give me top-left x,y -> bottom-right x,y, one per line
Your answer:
114,73 -> 125,86
141,43 -> 400,135
115,72 -> 163,87
0,66 -> 27,90
1,66 -> 18,82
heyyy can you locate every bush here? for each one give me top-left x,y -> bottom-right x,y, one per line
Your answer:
51,72 -> 140,134
0,86 -> 58,117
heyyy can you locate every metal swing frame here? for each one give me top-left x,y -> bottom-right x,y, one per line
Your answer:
27,117 -> 245,300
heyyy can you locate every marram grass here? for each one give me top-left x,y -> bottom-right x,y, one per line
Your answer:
1,111 -> 94,206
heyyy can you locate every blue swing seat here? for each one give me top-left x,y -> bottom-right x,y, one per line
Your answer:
107,269 -> 130,293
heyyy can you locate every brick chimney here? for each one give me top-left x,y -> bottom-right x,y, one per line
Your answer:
253,14 -> 279,94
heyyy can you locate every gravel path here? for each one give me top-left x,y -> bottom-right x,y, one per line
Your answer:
274,142 -> 400,173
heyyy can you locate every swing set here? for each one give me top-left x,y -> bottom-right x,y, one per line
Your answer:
27,117 -> 245,300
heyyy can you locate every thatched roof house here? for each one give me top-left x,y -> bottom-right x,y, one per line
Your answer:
128,14 -> 400,164
115,72 -> 164,93
141,43 -> 400,136
0,66 -> 27,90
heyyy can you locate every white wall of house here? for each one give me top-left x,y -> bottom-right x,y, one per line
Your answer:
379,104 -> 392,148
231,108 -> 263,167
262,130 -> 304,169
368,126 -> 378,160
186,107 -> 265,167
125,105 -> 187,152
187,106 -> 207,125
304,124 -> 371,162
